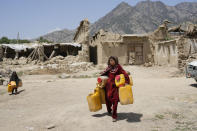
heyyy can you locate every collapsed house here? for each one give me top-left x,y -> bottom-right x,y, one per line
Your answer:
150,21 -> 197,71
149,20 -> 179,67
73,19 -> 197,72
0,43 -> 81,62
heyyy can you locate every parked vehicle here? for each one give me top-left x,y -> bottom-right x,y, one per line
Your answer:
185,60 -> 197,82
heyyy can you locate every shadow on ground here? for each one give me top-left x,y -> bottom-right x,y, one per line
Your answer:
190,84 -> 197,88
9,89 -> 25,95
92,112 -> 143,123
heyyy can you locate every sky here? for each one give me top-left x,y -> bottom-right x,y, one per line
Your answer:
0,0 -> 197,39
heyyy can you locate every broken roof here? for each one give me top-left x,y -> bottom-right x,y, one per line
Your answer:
122,34 -> 148,37
1,42 -> 81,51
1,43 -> 38,51
60,43 -> 81,47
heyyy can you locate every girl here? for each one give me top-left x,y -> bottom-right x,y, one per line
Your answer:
100,56 -> 130,122
9,71 -> 20,94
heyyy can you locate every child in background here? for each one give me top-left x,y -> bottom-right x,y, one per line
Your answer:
9,71 -> 20,94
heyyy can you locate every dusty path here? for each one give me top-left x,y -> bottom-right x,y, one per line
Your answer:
0,66 -> 197,131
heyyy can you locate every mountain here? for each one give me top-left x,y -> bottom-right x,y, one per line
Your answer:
39,1 -> 197,42
90,1 -> 197,35
39,29 -> 76,43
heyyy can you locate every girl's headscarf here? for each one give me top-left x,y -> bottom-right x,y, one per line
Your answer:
10,71 -> 19,82
107,56 -> 119,66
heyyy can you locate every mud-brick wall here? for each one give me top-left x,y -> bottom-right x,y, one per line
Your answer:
154,40 -> 178,67
123,36 -> 152,64
97,42 -> 128,65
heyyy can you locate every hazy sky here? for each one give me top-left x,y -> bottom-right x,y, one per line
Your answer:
0,0 -> 196,39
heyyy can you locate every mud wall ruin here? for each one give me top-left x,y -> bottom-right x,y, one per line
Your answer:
177,37 -> 197,72
154,40 -> 178,67
73,19 -> 90,62
98,42 -> 128,65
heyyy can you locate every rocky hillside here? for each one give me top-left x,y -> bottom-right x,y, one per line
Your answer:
40,29 -> 76,43
90,1 -> 197,35
39,1 -> 197,42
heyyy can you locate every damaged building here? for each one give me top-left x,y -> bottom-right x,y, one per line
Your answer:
74,19 -> 152,65
0,43 -> 81,62
73,19 -> 197,72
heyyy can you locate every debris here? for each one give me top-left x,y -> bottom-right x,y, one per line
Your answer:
45,124 -> 56,130
59,73 -> 71,79
40,55 -> 95,74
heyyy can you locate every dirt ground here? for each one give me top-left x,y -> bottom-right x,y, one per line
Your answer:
0,65 -> 197,131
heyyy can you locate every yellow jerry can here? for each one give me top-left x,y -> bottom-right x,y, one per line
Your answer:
96,86 -> 106,104
8,81 -> 16,92
11,81 -> 16,87
115,74 -> 125,87
8,84 -> 13,92
87,89 -> 102,112
119,84 -> 134,105
129,76 -> 133,86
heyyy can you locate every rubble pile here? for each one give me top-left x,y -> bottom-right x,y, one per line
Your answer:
41,55 -> 95,74
0,68 -> 12,85
2,57 -> 28,65
1,55 -> 95,75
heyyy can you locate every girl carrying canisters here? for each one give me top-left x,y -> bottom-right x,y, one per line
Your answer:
100,56 -> 130,122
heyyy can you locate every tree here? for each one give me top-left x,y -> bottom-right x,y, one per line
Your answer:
10,39 -> 17,43
0,37 -> 10,44
37,37 -> 52,43
0,37 -> 31,44
18,39 -> 30,43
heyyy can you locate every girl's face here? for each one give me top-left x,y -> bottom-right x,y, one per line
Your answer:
109,58 -> 115,66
